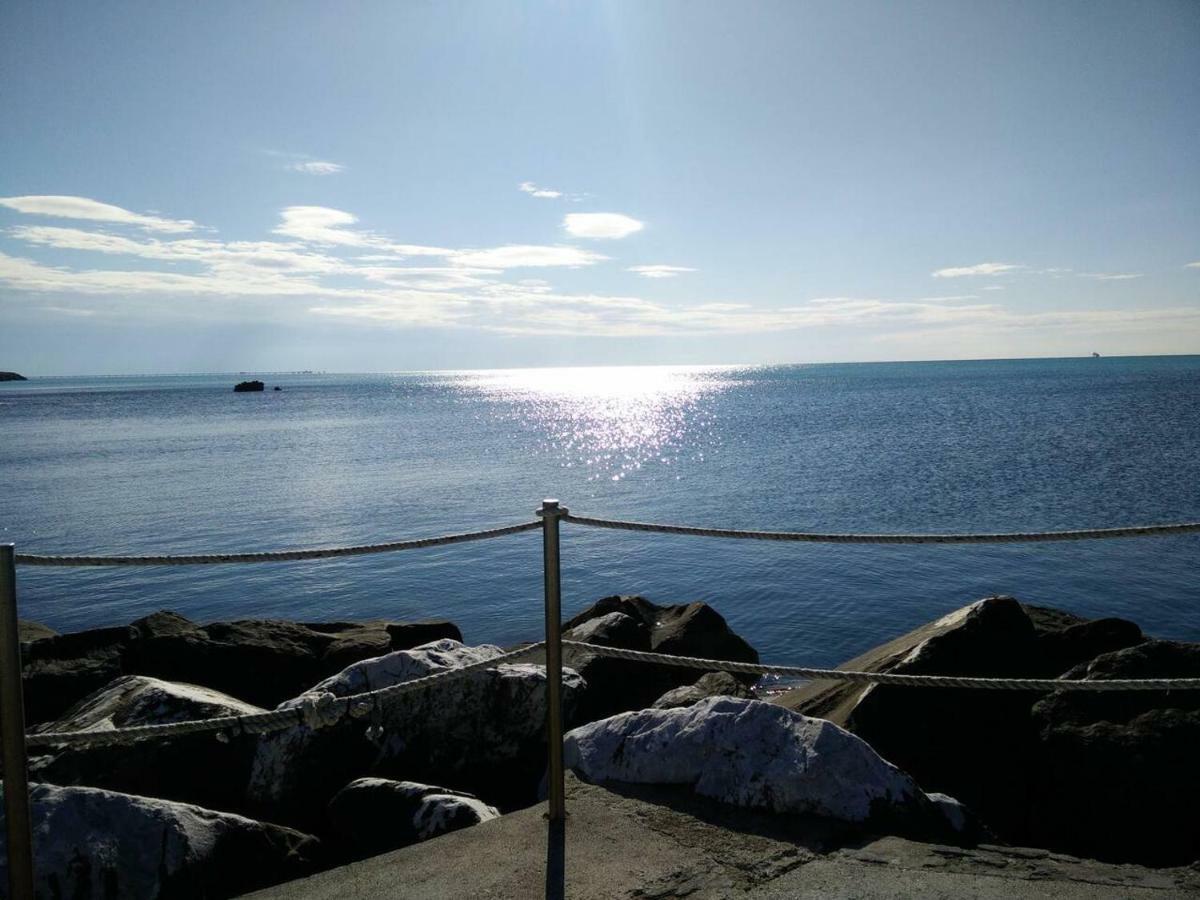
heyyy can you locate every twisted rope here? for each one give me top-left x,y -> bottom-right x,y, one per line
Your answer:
26,643 -> 547,749
15,521 -> 542,567
562,641 -> 1200,691
562,515 -> 1200,544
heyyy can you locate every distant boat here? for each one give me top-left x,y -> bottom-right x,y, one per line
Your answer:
1092,352 -> 1101,358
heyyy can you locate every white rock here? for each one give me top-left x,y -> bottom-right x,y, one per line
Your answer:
0,784 -> 317,899
248,640 -> 585,813
280,638 -> 505,708
37,674 -> 264,733
563,697 -> 935,823
328,777 -> 499,854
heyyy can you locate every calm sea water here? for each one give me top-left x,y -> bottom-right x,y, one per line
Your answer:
1,357 -> 1198,668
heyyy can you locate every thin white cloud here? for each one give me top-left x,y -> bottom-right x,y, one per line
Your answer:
564,212 -> 644,240
628,265 -> 696,279
982,285 -> 1006,291
287,160 -> 345,175
450,245 -> 607,269
1185,262 -> 1200,269
932,262 -> 1022,278
0,195 -> 196,233
518,181 -> 562,199
1079,272 -> 1143,281
273,206 -> 453,256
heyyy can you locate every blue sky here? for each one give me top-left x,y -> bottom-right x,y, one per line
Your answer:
1,0 -> 1198,374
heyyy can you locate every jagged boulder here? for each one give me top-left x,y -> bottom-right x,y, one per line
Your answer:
564,697 -> 968,839
563,596 -> 758,722
653,671 -> 753,708
28,676 -> 265,814
0,784 -> 319,899
773,596 -> 1146,841
248,640 -> 585,826
1027,640 -> 1200,865
327,778 -> 498,861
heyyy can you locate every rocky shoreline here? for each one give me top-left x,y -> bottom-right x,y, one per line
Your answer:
4,595 -> 1198,897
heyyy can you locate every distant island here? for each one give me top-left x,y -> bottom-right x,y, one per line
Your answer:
0,371 -> 28,381
233,379 -> 265,392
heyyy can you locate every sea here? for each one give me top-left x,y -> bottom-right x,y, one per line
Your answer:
2,356 -> 1198,669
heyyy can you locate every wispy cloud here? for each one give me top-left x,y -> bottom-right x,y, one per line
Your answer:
1079,272 -> 1143,281
450,245 -> 606,269
0,195 -> 196,233
4,197 -> 1195,342
518,181 -> 562,199
287,160 -> 345,175
564,212 -> 644,240
628,264 -> 696,279
932,262 -> 1022,278
1185,262 -> 1200,269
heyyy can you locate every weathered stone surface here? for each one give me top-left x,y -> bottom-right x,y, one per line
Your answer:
248,640 -> 585,825
563,596 -> 758,723
29,675 -> 267,814
0,784 -> 319,899
564,697 -> 963,837
327,777 -> 498,860
653,671 -> 753,708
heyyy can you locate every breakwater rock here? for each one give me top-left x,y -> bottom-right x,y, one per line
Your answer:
0,784 -> 319,900
0,371 -> 27,381
233,379 -> 264,392
773,596 -> 1200,866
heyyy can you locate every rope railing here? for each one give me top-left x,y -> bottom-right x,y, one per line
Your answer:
26,642 -> 547,750
561,641 -> 1200,691
14,520 -> 542,567
562,514 -> 1200,544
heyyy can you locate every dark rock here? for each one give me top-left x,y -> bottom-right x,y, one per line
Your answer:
772,597 -> 1200,866
234,379 -> 265,392
248,640 -> 585,827
327,777 -> 498,861
127,613 -> 447,709
29,675 -> 266,815
1027,640 -> 1200,865
653,671 -> 754,708
0,784 -> 320,899
273,386 -> 282,391
0,371 -> 27,381
385,620 -> 464,651
562,596 -> 758,723
21,611 -> 462,723
21,625 -> 135,724
18,619 -> 57,644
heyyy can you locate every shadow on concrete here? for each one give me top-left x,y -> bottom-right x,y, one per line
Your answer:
545,816 -> 565,900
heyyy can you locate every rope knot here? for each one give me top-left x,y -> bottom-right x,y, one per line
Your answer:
299,691 -> 343,730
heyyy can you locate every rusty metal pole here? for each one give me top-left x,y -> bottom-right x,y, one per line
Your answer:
0,544 -> 35,898
537,500 -> 567,822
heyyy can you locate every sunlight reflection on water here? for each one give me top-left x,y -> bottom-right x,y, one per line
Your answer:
455,365 -> 732,481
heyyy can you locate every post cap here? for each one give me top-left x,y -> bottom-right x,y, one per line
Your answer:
536,499 -> 567,517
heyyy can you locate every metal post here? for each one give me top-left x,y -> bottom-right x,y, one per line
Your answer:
0,545 -> 35,899
537,500 -> 567,822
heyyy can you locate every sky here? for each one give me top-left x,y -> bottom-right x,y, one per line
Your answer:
1,1 -> 1198,375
